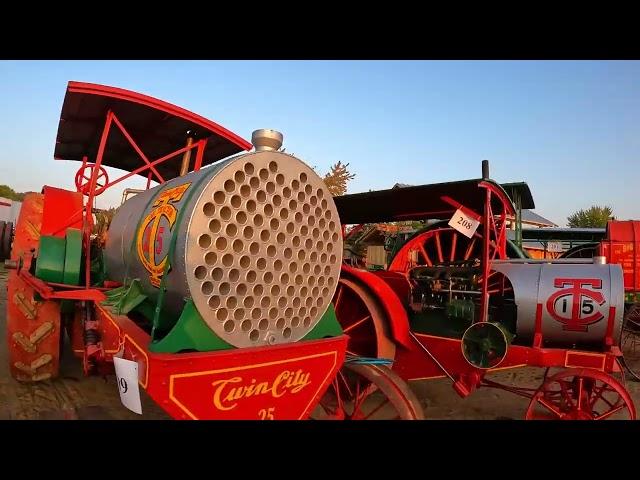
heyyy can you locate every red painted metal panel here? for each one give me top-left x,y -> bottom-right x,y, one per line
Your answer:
565,351 -> 606,370
40,186 -> 83,238
96,305 -> 347,420
371,270 -> 411,301
603,220 -> 640,292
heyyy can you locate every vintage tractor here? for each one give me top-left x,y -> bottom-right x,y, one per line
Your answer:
4,81 -> 424,420
330,162 -> 635,420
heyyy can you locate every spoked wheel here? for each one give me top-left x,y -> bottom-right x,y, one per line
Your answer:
75,164 -> 109,196
621,303 -> 640,381
388,221 -> 520,273
525,368 -> 636,420
311,363 -> 425,420
332,275 -> 396,361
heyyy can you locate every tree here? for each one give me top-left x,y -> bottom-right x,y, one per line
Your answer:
0,185 -> 26,201
567,205 -> 614,228
323,161 -> 356,196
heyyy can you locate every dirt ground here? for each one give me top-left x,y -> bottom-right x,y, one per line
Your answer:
2,266 -> 639,420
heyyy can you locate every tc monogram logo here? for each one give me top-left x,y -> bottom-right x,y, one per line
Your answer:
136,183 -> 191,287
545,278 -> 605,332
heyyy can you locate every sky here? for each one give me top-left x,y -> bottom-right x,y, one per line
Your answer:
0,60 -> 638,226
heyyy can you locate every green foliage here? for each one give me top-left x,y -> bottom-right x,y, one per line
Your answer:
93,207 -> 117,236
323,161 -> 356,196
0,184 -> 27,201
567,205 -> 614,228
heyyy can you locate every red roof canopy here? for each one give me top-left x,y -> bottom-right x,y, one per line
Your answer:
54,82 -> 252,180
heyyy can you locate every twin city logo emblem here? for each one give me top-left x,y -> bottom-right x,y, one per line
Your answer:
545,278 -> 606,332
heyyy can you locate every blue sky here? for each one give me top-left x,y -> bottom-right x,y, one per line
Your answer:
0,60 -> 638,226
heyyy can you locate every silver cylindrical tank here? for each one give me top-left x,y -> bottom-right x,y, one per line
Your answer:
105,150 -> 343,348
492,263 -> 625,347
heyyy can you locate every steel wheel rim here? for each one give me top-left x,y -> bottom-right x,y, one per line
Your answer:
526,368 -> 635,420
312,363 -> 424,420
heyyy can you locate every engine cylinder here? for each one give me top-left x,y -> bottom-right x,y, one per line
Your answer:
105,150 -> 343,348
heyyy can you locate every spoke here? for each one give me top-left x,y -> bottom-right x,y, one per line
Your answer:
351,379 -> 364,418
364,396 -> 390,420
576,377 -> 584,411
343,314 -> 372,333
463,237 -> 477,261
589,384 -> 608,409
434,231 -> 443,263
333,285 -> 344,312
449,231 -> 458,261
333,379 -> 344,413
597,393 -> 616,409
536,396 -> 564,418
318,400 -> 334,415
594,404 -> 625,420
418,243 -> 433,267
338,371 -> 354,398
559,380 -> 575,407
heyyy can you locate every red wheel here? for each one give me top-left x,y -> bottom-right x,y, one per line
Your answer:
526,368 -> 636,420
388,222 -> 520,273
312,363 -> 424,420
75,164 -> 109,196
332,276 -> 396,361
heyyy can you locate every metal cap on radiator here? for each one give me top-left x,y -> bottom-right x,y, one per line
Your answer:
251,129 -> 283,152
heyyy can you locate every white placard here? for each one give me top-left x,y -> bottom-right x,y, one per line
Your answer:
547,241 -> 563,253
448,208 -> 480,239
113,356 -> 143,415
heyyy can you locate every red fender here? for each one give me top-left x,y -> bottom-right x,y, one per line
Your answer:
341,264 -> 412,350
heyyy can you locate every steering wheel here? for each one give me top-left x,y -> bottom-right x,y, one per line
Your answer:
75,164 -> 109,196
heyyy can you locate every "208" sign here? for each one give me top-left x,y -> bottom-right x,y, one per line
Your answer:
448,208 -> 481,239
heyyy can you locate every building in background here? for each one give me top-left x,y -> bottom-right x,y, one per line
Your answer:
0,197 -> 22,224
506,210 -> 560,259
